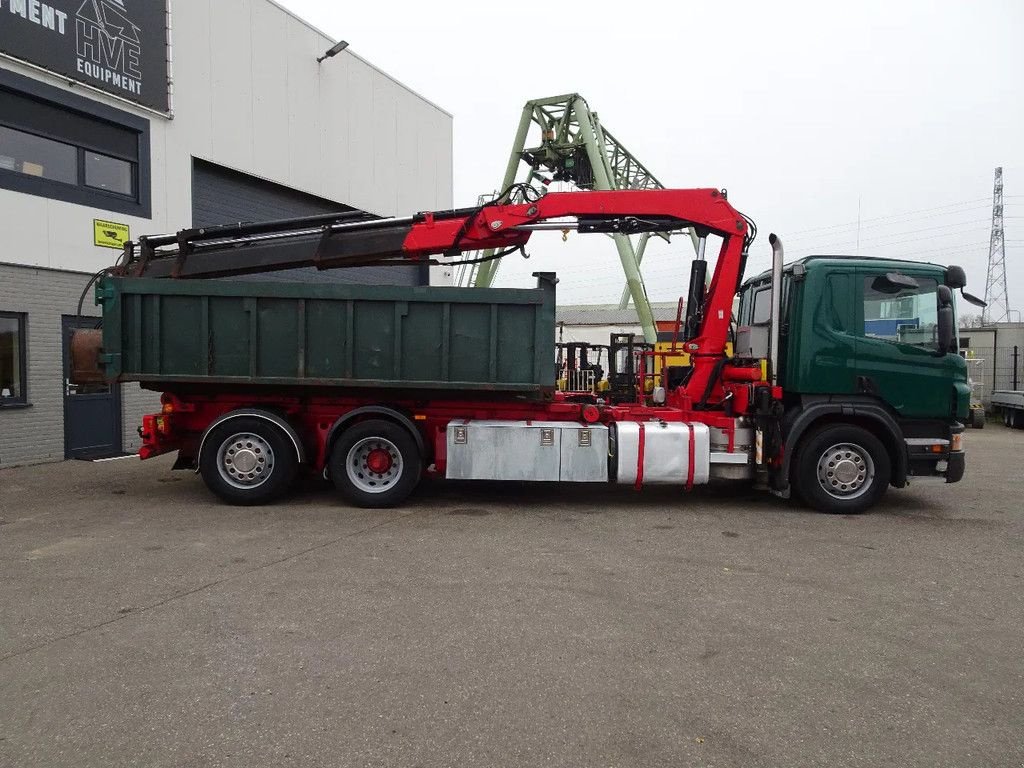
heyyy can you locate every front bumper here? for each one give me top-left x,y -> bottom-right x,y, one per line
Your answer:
905,423 -> 965,484
945,449 -> 966,483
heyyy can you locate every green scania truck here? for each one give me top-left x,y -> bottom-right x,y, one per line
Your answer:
71,188 -> 977,512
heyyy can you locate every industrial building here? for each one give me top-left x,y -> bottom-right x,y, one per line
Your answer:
0,0 -> 452,466
555,302 -> 682,346
959,321 -> 1024,406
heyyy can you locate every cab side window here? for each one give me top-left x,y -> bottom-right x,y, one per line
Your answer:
862,275 -> 938,349
747,288 -> 772,324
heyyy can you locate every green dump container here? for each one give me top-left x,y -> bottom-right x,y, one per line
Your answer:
95,273 -> 556,396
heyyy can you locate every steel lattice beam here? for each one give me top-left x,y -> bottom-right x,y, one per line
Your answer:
462,94 -> 695,343
983,167 -> 1010,323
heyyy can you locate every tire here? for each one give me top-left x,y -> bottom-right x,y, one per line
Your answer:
971,408 -> 986,429
791,424 -> 891,514
1012,410 -> 1024,430
329,419 -> 421,508
1004,409 -> 1012,428
199,417 -> 299,505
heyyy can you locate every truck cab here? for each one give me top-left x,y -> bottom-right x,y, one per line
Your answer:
738,256 -> 969,510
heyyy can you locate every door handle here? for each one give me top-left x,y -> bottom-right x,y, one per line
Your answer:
65,378 -> 78,396
856,375 -> 877,394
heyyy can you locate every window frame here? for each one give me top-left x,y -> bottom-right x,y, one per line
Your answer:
83,148 -> 137,198
0,69 -> 150,218
0,311 -> 28,407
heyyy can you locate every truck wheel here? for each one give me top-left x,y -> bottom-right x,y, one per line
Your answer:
971,408 -> 986,429
329,419 -> 421,508
199,417 -> 299,506
792,424 -> 891,514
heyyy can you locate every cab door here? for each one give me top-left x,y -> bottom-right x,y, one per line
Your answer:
854,269 -> 950,418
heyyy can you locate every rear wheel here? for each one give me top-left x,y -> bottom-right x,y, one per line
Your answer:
199,417 -> 299,505
329,419 -> 421,508
792,424 -> 891,514
971,408 -> 986,429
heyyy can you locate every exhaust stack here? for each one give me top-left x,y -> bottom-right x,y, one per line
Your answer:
768,233 -> 783,385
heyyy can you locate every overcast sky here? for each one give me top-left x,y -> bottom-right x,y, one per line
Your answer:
281,0 -> 1024,313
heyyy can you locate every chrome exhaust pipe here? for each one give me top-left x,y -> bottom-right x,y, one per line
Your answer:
768,233 -> 783,385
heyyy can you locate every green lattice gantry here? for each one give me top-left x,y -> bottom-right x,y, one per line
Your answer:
460,94 -> 695,343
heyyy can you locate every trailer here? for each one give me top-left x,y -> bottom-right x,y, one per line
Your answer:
991,390 -> 1024,428
71,187 -> 978,513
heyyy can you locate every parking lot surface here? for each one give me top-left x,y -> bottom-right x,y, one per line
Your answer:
1,426 -> 1022,767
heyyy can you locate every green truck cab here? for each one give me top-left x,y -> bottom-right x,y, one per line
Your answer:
738,256 -> 969,511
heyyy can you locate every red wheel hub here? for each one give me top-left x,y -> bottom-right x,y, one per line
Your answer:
365,447 -> 393,475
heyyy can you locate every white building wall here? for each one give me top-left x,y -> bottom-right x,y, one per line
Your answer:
558,324 -> 647,346
0,0 -> 453,467
0,0 -> 453,280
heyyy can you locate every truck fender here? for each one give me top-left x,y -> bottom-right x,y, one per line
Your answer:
778,400 -> 907,490
325,406 -> 426,461
196,408 -> 307,472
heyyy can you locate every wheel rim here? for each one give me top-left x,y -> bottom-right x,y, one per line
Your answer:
816,442 -> 875,500
346,436 -> 403,494
217,432 -> 275,490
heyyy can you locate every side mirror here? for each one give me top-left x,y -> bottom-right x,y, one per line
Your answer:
872,272 -> 919,294
936,285 -> 954,355
945,264 -> 986,307
945,265 -> 967,289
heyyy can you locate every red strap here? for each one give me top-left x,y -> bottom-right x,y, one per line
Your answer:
686,423 -> 695,491
635,423 -> 645,491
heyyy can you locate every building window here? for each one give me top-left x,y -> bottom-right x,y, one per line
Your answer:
0,125 -> 78,184
0,312 -> 27,405
0,69 -> 150,218
84,151 -> 135,196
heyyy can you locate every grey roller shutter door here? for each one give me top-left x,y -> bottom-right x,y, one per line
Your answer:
191,160 -> 423,286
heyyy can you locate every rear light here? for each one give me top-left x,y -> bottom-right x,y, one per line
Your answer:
951,433 -> 963,452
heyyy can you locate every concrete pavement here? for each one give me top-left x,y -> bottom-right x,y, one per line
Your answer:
1,427 -> 1022,766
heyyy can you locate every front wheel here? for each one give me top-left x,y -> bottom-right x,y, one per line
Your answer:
199,417 -> 299,505
792,424 -> 891,514
329,419 -> 422,508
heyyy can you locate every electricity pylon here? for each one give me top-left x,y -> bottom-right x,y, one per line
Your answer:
983,167 -> 1009,324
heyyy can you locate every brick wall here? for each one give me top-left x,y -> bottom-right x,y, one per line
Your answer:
0,263 -> 159,468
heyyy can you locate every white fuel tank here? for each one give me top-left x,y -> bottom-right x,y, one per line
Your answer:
613,421 -> 711,486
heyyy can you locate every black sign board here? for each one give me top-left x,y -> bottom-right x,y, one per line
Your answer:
0,0 -> 168,112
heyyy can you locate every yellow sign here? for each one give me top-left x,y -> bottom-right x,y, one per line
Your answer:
93,219 -> 130,250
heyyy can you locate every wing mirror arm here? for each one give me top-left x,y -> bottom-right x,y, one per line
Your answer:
960,289 -> 986,308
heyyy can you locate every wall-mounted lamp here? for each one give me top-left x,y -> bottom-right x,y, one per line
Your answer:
317,40 -> 349,64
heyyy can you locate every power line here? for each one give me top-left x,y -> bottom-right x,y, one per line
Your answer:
784,198 -> 991,236
785,219 -> 992,254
